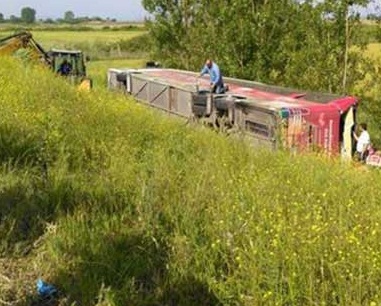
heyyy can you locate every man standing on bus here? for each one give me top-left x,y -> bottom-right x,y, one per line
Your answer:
199,59 -> 226,94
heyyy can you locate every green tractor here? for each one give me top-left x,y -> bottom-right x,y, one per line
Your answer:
49,49 -> 92,90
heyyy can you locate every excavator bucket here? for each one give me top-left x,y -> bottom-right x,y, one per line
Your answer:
78,78 -> 93,91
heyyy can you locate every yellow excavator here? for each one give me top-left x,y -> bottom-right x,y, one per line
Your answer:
0,31 -> 92,90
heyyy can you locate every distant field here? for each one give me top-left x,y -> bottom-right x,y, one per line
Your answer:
0,21 -> 145,31
0,28 -> 147,60
31,30 -> 146,50
89,58 -> 146,72
88,58 -> 147,88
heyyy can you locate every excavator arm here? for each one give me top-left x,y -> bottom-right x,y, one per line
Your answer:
0,31 -> 51,65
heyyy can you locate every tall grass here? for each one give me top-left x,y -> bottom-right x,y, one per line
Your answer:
365,43 -> 381,60
1,57 -> 381,305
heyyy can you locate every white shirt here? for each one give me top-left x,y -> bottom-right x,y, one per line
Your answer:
356,130 -> 370,153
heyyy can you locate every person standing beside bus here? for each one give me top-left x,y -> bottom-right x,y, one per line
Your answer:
353,123 -> 370,162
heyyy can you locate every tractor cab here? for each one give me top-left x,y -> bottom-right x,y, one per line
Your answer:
49,49 -> 92,90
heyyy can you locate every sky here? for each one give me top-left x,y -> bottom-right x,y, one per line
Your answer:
0,0 -> 147,21
0,1 -> 378,21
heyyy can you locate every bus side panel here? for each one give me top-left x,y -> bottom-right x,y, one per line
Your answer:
234,105 -> 278,150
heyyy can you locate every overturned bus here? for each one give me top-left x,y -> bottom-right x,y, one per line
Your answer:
107,68 -> 357,160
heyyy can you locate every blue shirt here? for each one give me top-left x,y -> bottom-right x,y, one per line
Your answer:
58,62 -> 72,75
200,62 -> 223,86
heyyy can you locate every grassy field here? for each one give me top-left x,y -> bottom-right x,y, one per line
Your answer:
1,23 -> 381,305
31,30 -> 145,49
0,28 -> 148,60
0,21 -> 145,32
1,57 -> 381,305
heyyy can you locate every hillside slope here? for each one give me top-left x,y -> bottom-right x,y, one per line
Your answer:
1,58 -> 381,305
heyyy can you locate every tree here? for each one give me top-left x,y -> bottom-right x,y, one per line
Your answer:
21,7 -> 36,23
64,10 -> 75,22
43,18 -> 55,24
9,15 -> 20,23
366,13 -> 379,20
0,13 -> 4,23
144,0 -> 372,94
